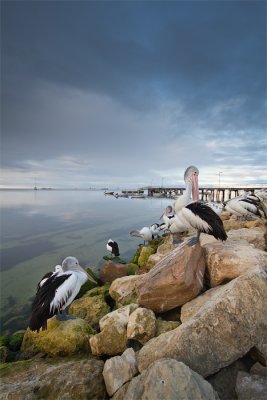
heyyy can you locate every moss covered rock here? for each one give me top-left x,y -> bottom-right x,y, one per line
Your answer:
138,246 -> 155,269
22,317 -> 95,357
0,346 -> 8,363
130,245 -> 142,264
155,319 -> 181,336
0,335 -> 9,347
69,294 -> 110,330
9,331 -> 25,352
0,358 -> 106,399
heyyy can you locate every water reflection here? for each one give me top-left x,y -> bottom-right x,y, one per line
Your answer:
0,190 -> 171,333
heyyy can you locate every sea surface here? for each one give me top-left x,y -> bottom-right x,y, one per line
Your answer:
0,189 -> 171,333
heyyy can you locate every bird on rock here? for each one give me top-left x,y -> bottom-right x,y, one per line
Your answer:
29,256 -> 97,332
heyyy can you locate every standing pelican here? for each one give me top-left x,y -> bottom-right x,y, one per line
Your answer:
29,256 -> 97,332
175,166 -> 227,246
150,223 -> 161,238
106,239 -> 120,257
130,227 -> 153,246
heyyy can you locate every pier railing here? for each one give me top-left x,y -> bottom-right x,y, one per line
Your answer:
141,185 -> 267,202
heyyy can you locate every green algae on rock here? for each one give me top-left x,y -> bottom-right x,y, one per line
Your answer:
137,246 -> 155,269
69,294 -> 110,330
22,317 -> 95,357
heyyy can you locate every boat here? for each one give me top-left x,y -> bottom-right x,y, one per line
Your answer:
104,191 -> 114,195
131,194 -> 146,199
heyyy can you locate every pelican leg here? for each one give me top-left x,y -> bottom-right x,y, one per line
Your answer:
187,230 -> 201,247
56,308 -> 76,321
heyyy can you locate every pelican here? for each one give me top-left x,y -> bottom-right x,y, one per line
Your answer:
130,227 -> 153,246
150,223 -> 161,238
175,166 -> 227,246
37,264 -> 63,291
29,256 -> 97,332
205,192 -> 224,216
106,239 -> 120,257
160,205 -> 175,228
225,194 -> 261,220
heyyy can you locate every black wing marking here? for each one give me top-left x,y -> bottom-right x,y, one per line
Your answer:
186,202 -> 227,241
36,271 -> 53,291
111,241 -> 120,256
29,273 -> 72,332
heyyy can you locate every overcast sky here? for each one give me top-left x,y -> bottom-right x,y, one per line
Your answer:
1,0 -> 266,188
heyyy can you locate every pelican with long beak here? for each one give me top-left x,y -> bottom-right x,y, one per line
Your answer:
29,256 -> 97,332
175,166 -> 227,246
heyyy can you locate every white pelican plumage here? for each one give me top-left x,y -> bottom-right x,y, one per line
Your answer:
130,227 -> 153,246
29,256 -> 97,332
175,166 -> 227,246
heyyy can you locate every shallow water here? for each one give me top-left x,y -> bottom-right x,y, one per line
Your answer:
0,189 -> 170,333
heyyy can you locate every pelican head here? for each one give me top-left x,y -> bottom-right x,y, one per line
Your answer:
184,165 -> 199,201
62,256 -> 97,283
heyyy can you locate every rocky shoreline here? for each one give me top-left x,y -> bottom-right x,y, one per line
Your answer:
1,212 -> 267,399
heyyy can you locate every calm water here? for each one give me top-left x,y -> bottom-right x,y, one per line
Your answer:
0,190 -> 170,333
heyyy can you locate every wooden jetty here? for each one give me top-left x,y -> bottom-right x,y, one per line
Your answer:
141,186 -> 266,202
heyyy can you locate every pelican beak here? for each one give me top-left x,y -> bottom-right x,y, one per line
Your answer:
77,265 -> 98,284
192,174 -> 199,201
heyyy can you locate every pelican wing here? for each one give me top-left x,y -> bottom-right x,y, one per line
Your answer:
29,273 -> 72,332
130,230 -> 142,238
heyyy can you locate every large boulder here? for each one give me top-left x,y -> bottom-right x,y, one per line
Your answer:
109,275 -> 140,307
22,317 -> 95,356
227,227 -> 266,251
181,286 -> 224,323
204,240 -> 267,287
127,307 -> 156,344
99,260 -> 129,284
223,218 -> 266,232
112,359 -> 219,400
0,358 -> 106,399
137,268 -> 267,377
103,348 -> 138,396
89,304 -> 138,356
136,242 -> 206,312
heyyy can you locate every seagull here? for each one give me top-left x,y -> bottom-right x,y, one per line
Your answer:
29,256 -> 97,332
175,166 -> 227,246
106,239 -> 120,257
130,227 -> 153,246
37,265 -> 63,291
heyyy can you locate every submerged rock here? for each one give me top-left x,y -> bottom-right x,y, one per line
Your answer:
22,317 -> 95,357
137,268 -> 267,377
136,242 -> 205,312
112,359 -> 219,400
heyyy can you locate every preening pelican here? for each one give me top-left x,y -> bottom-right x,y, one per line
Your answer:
106,239 -> 120,257
29,256 -> 97,332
